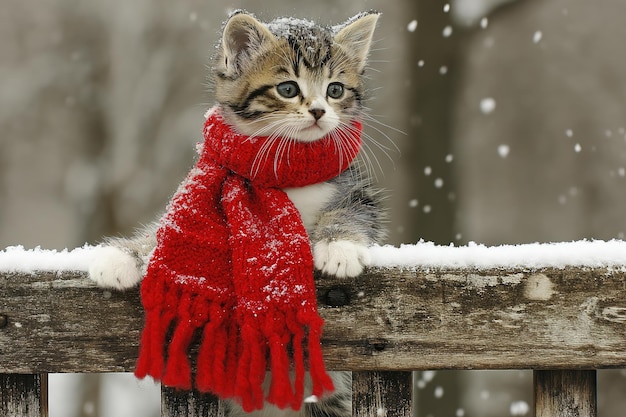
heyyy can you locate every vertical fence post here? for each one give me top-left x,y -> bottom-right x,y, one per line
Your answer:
534,370 -> 597,417
353,371 -> 413,417
161,386 -> 225,417
0,374 -> 48,417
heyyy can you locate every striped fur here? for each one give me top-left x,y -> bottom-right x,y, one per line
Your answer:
213,11 -> 379,143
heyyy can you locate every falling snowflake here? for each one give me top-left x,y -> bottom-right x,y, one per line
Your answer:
498,144 -> 510,158
510,401 -> 530,416
480,97 -> 496,114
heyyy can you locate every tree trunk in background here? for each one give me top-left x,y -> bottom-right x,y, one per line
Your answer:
406,1 -> 462,416
405,0 -> 460,246
79,374 -> 101,417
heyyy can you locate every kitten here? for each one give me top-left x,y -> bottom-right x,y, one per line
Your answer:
89,10 -> 385,417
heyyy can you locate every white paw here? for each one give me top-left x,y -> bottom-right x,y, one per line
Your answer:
313,240 -> 371,278
89,246 -> 143,290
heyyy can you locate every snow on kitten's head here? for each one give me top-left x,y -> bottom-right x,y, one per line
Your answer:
213,10 -> 379,143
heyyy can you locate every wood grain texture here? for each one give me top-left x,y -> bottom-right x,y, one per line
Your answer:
0,374 -> 47,417
317,267 -> 626,371
162,386 -> 225,417
352,371 -> 412,417
0,272 -> 141,373
534,370 -> 597,417
0,267 -> 625,373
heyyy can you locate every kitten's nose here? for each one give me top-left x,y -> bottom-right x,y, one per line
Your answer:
309,108 -> 325,120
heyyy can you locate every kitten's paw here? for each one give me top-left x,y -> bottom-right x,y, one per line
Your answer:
89,246 -> 143,290
313,240 -> 371,278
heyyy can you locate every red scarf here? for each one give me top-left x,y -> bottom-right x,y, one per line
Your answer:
134,107 -> 362,411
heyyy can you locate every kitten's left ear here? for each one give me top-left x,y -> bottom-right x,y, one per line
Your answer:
334,12 -> 380,72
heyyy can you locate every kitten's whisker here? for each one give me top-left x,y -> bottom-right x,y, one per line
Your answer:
360,112 -> 406,138
250,121 -> 294,178
251,136 -> 277,178
363,130 -> 394,176
275,136 -> 292,178
336,119 -> 391,181
338,127 -> 361,161
340,127 -> 376,180
359,140 -> 384,182
361,130 -> 396,162
329,131 -> 345,175
364,117 -> 406,143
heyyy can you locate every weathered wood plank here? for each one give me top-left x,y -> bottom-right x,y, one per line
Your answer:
0,268 -> 625,373
0,272 -> 142,373
161,386 -> 225,417
317,267 -> 626,370
353,371 -> 412,417
534,370 -> 597,417
0,373 -> 47,417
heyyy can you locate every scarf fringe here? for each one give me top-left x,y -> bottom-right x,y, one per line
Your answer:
135,281 -> 334,412
135,280 -> 230,392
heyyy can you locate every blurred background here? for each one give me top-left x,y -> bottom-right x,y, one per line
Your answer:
2,0 -> 625,415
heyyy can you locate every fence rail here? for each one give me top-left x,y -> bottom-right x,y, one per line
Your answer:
1,266 -> 625,416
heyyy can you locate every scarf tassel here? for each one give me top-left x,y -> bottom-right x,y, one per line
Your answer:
161,291 -> 202,389
234,308 -> 335,412
196,305 -> 233,397
136,284 -> 231,394
307,319 -> 336,398
136,288 -> 334,412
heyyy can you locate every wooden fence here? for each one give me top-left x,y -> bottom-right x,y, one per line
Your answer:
1,265 -> 625,416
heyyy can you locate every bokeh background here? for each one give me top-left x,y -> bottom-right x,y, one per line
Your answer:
2,0 -> 625,415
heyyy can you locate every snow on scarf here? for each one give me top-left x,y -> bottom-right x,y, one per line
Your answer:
134,106 -> 362,411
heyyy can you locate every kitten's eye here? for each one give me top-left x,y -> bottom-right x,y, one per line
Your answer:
327,82 -> 344,99
276,81 -> 300,98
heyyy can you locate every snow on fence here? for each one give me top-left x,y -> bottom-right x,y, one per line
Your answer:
1,241 -> 625,416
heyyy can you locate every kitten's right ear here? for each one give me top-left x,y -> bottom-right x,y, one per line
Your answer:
334,12 -> 380,73
221,11 -> 275,76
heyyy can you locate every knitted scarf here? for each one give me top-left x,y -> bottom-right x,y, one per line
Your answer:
134,106 -> 362,412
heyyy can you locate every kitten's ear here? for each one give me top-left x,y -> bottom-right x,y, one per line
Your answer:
221,11 -> 275,76
334,12 -> 380,72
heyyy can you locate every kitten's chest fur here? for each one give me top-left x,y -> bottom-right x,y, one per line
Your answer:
284,182 -> 337,231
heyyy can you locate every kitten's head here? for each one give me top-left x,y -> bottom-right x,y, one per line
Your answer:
213,11 -> 379,143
